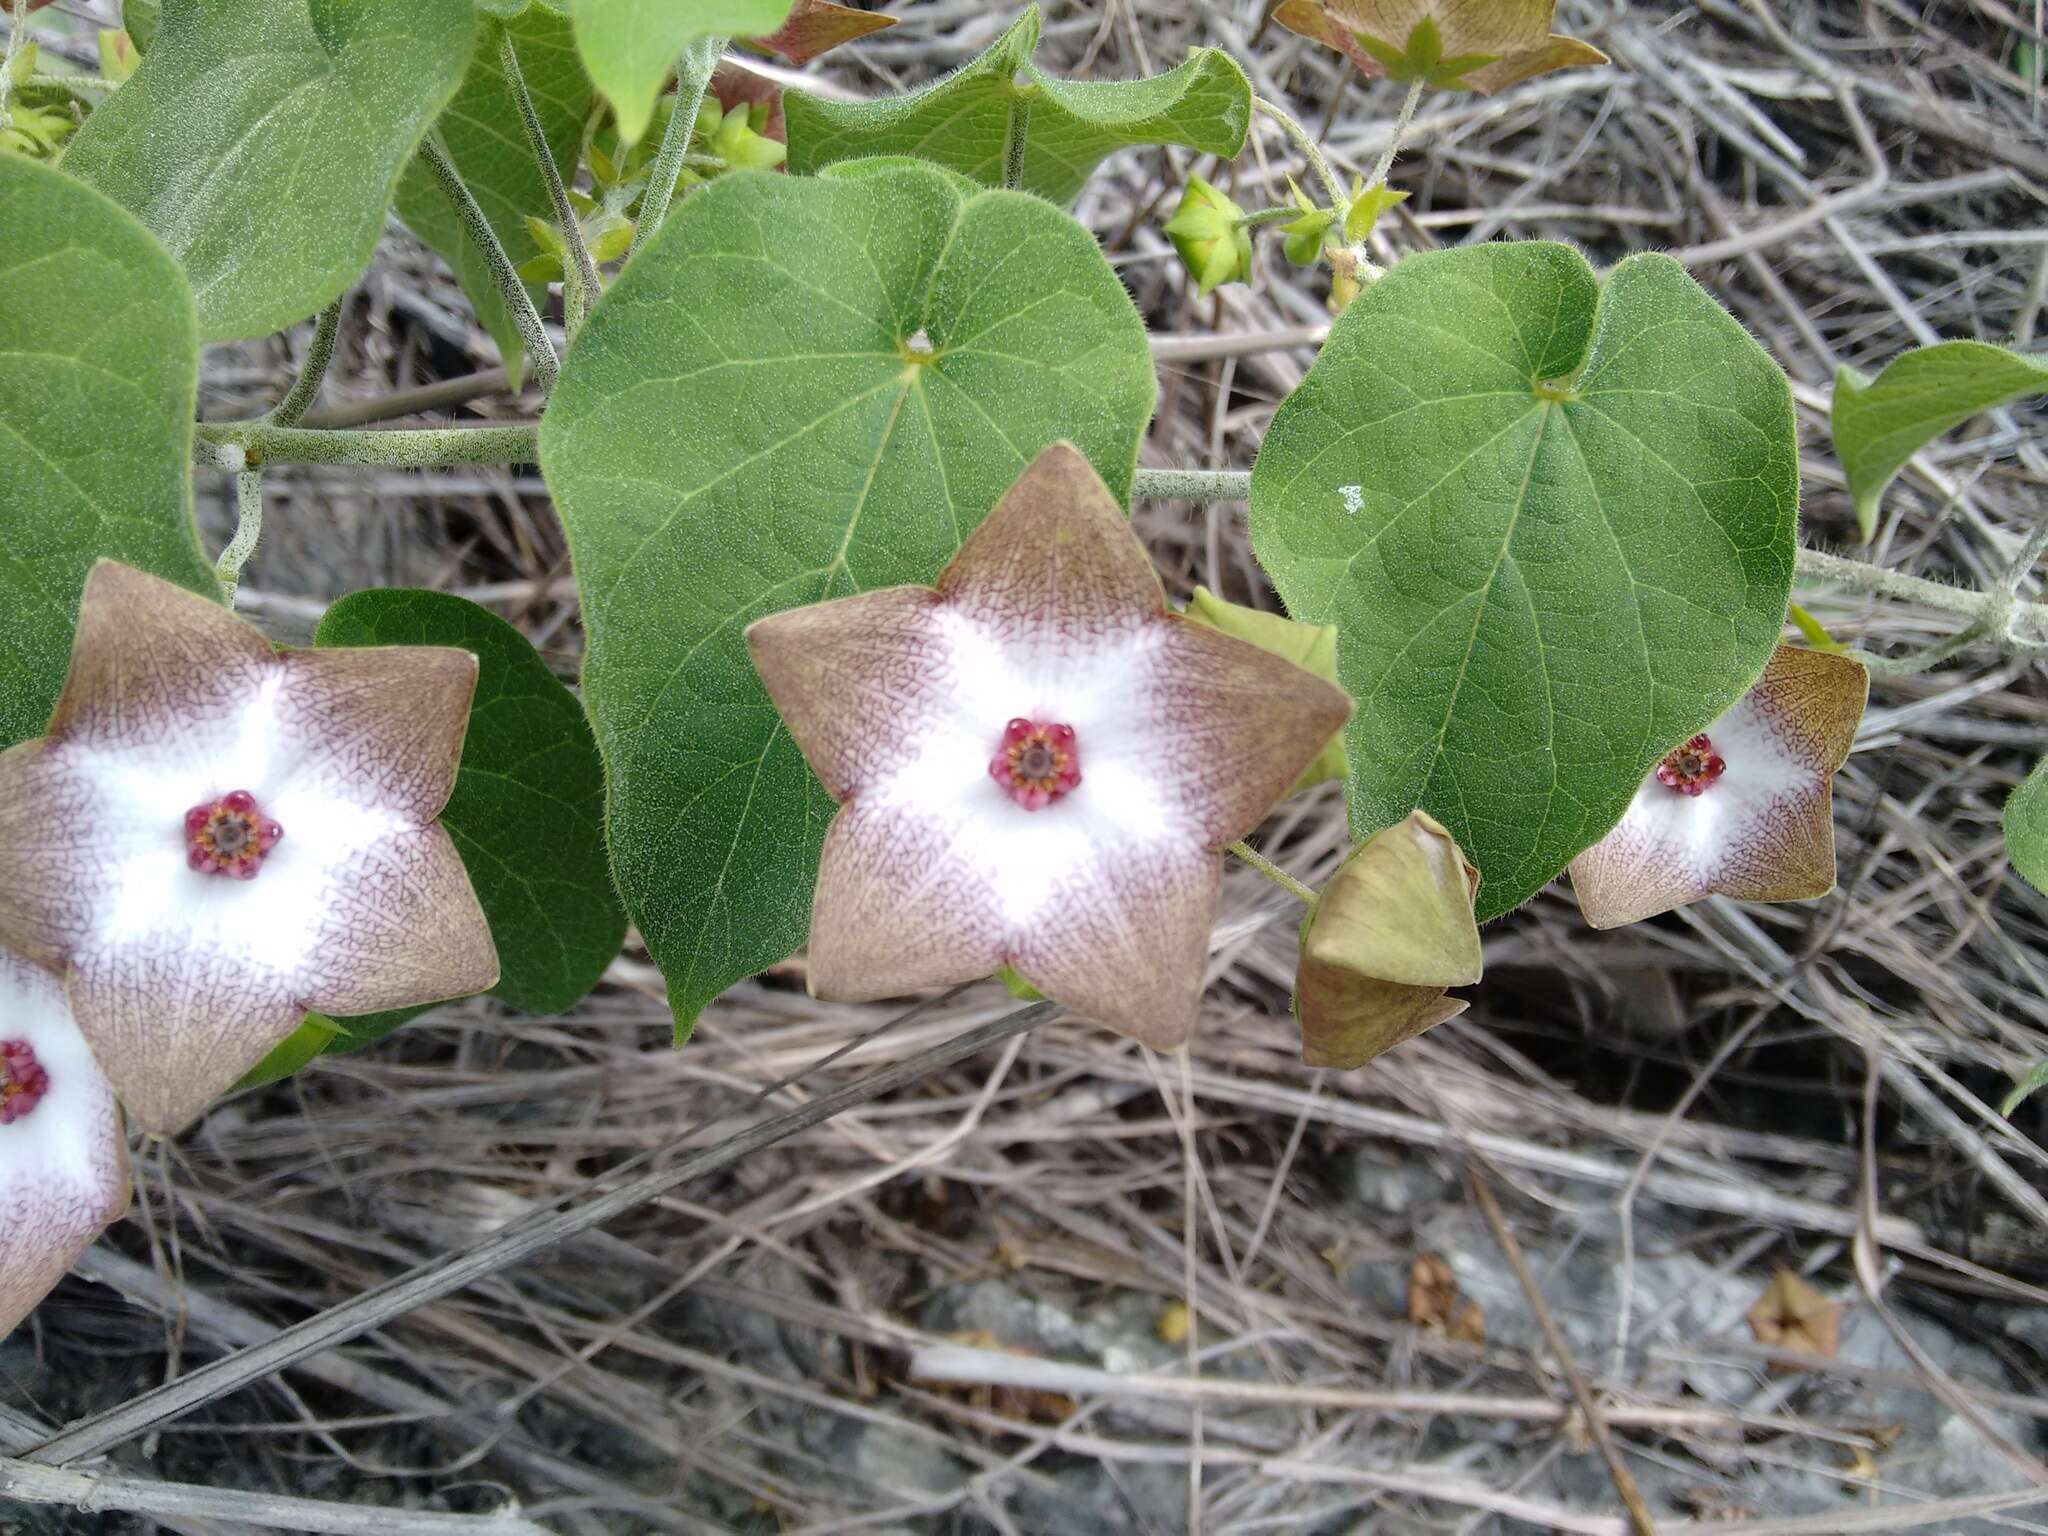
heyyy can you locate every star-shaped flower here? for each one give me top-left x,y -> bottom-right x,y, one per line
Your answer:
1745,1268 -> 1842,1361
1272,0 -> 1607,95
746,444 -> 1353,1049
1,948 -> 128,1341
1570,646 -> 1868,930
0,562 -> 499,1135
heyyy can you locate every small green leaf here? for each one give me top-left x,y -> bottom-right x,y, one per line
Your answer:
1250,243 -> 1797,920
393,4 -> 591,387
540,163 -> 1155,1039
2001,1059 -> 2048,1117
785,6 -> 1251,205
2005,756 -> 2048,895
121,0 -> 158,52
1832,340 -> 2048,540
313,590 -> 626,1042
233,1013 -> 339,1091
575,0 -> 793,144
64,0 -> 475,340
0,155 -> 217,749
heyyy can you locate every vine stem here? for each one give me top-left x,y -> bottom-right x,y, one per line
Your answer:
1367,78 -> 1426,189
1228,840 -> 1318,905
499,22 -> 600,334
0,0 -> 27,123
628,34 -> 721,264
416,131 -> 559,394
1252,95 -> 1347,210
265,298 -> 343,427
214,470 -> 263,603
26,1002 -> 1056,1465
1002,89 -> 1033,190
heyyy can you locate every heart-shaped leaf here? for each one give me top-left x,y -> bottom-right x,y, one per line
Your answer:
63,0 -> 474,340
539,163 -> 1155,1037
313,589 -> 626,1041
1832,340 -> 2048,540
574,0 -> 793,144
1250,243 -> 1797,920
785,6 -> 1251,205
0,155 -> 217,749
394,5 -> 592,387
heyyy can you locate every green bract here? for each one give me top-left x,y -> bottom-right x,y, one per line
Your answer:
0,155 -> 217,749
1831,340 -> 2048,540
1250,243 -> 1797,920
394,5 -> 592,387
784,6 -> 1252,205
574,0 -> 793,144
313,589 -> 627,1038
63,0 -> 474,341
2005,756 -> 2048,896
539,163 -> 1156,1038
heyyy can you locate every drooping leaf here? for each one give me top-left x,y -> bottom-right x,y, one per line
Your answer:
0,155 -> 217,749
2005,755 -> 2048,896
313,590 -> 626,1046
539,163 -> 1155,1038
574,0 -> 793,145
1831,340 -> 2048,540
750,0 -> 896,66
1250,243 -> 1797,921
784,6 -> 1252,205
394,5 -> 592,386
63,0 -> 474,340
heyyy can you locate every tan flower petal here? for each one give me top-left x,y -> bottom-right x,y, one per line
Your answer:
753,0 -> 896,67
1571,646 -> 1868,930
1463,34 -> 1610,94
1746,1268 -> 1842,1361
46,560 -> 270,752
300,824 -> 498,1018
278,647 -> 478,823
747,587 -> 949,802
0,737 -> 94,967
1,951 -> 129,1341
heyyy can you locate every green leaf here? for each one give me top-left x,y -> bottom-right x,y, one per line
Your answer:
233,1013 -> 339,1091
1249,243 -> 1797,921
785,6 -> 1251,205
63,0 -> 475,341
574,0 -> 793,144
121,0 -> 158,52
394,5 -> 592,387
1831,340 -> 2048,540
2005,755 -> 2048,895
539,163 -> 1155,1038
314,590 -> 626,1037
2001,1058 -> 2048,1117
0,156 -> 217,749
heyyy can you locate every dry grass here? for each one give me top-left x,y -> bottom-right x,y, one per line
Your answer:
6,0 -> 2048,1531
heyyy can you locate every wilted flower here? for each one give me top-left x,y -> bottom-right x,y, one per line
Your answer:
749,0 -> 897,67
747,443 -> 1352,1049
1165,176 -> 1255,296
1746,1268 -> 1842,1361
1294,811 -> 1481,1069
1272,0 -> 1607,94
1,949 -> 128,1340
0,563 -> 499,1135
1569,646 -> 1868,930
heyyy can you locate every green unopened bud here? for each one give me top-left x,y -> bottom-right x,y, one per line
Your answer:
713,109 -> 786,173
1294,811 -> 1481,1069
1184,587 -> 1348,794
7,42 -> 38,88
1164,176 -> 1254,296
98,29 -> 139,84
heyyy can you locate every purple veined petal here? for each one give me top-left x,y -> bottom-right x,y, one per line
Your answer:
0,949 -> 129,1341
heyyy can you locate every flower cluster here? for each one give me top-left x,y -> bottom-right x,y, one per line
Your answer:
1,562 -> 497,1339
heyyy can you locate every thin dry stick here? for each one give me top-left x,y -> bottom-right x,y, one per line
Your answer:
1467,1168 -> 1660,1536
0,1456 -> 548,1536
28,1001 -> 1058,1466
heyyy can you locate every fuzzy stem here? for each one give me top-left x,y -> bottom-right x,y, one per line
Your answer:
628,34 -> 721,264
499,22 -> 600,333
1002,90 -> 1033,190
1252,95 -> 1348,210
0,0 -> 28,123
1367,78 -> 1426,189
1228,841 -> 1318,906
214,469 -> 264,603
1133,466 -> 1252,502
265,299 -> 343,427
197,421 -> 538,468
417,131 -> 559,394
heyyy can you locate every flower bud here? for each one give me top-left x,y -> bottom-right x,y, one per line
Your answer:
1164,176 -> 1254,296
1294,811 -> 1481,1069
1183,587 -> 1349,794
